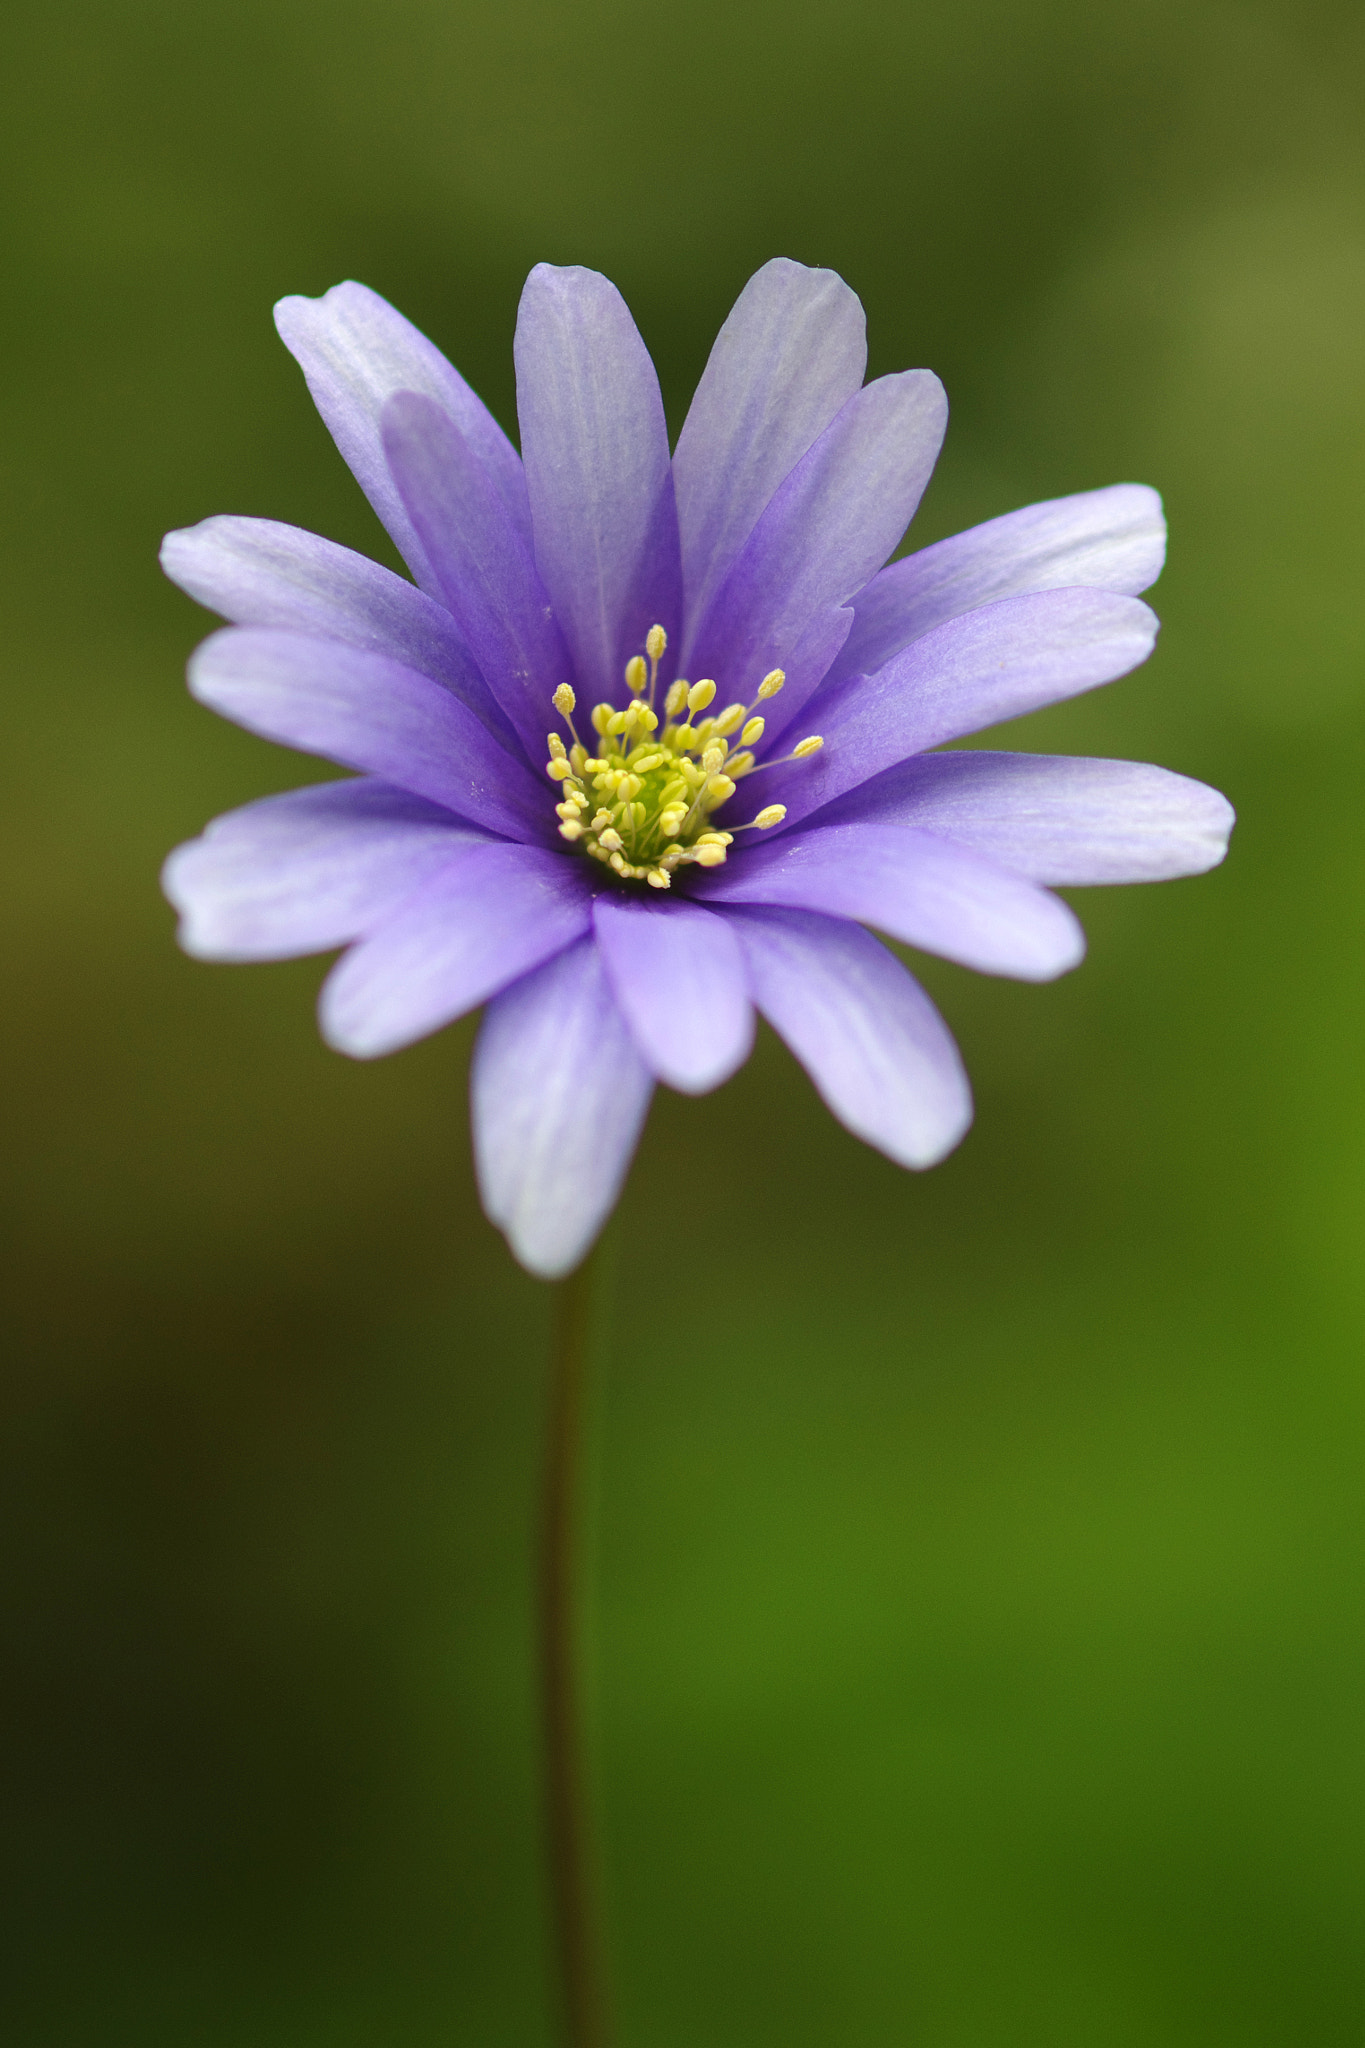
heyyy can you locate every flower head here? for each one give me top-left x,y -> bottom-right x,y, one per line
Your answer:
162,260 -> 1233,1277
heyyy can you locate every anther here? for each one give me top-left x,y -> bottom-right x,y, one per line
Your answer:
792,734 -> 824,757
553,683 -> 576,717
664,678 -> 689,717
741,716 -> 764,745
687,680 -> 716,713
713,702 -> 746,737
646,624 -> 667,662
624,655 -> 647,695
547,732 -> 567,759
754,804 -> 786,829
757,669 -> 785,699
591,703 -> 614,736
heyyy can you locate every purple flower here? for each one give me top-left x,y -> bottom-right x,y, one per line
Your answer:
162,260 -> 1233,1278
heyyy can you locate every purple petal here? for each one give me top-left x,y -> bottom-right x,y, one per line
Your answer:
319,842 -> 592,1058
514,264 -> 682,700
695,821 -> 1085,980
684,369 -> 947,697
471,938 -> 653,1278
672,259 -> 867,648
380,391 -> 572,764
163,779 -> 493,961
728,907 -> 972,1168
815,751 -> 1235,885
762,588 -> 1159,830
187,627 -> 550,843
160,516 -> 518,748
274,281 -> 529,598
827,483 -> 1166,690
592,895 -> 753,1094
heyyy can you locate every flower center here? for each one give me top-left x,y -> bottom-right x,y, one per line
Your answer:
543,626 -> 823,890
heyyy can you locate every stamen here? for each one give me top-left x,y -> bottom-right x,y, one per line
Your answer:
542,641 -> 825,881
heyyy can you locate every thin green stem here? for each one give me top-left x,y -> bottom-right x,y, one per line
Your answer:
539,1250 -> 611,2048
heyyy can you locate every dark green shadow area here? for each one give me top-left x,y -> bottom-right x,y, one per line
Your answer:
2,0 -> 1364,2039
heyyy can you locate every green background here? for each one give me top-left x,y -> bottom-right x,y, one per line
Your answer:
2,0 -> 1363,2039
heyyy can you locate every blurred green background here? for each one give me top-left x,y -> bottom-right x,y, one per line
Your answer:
2,0 -> 1364,2040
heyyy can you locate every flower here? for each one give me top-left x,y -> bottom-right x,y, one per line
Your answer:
162,260 -> 1233,1278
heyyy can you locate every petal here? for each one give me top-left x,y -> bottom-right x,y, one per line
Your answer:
471,938 -> 653,1279
160,516 -> 517,747
727,907 -> 972,1169
273,281 -> 529,598
672,259 -> 867,646
319,842 -> 592,1058
592,895 -> 753,1094
514,263 -> 682,700
163,778 -> 492,961
815,750 -> 1235,885
187,627 -> 550,843
380,391 -> 572,763
684,369 -> 947,693
827,483 -> 1166,689
760,587 -> 1160,831
694,821 -> 1085,981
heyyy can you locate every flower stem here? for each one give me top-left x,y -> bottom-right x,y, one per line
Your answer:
539,1249 -> 611,2048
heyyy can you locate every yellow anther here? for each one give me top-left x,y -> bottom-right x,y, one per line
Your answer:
754,804 -> 787,829
741,716 -> 765,745
609,851 -> 628,874
713,702 -> 746,737
687,679 -> 716,713
693,842 -> 727,867
624,654 -> 647,695
553,683 -> 576,717
569,743 -> 588,774
646,624 -> 667,662
617,774 -> 642,802
646,868 -> 670,889
757,669 -> 785,699
635,704 -> 659,733
546,758 -> 573,781
599,828 -> 623,853
591,703 -> 614,735
701,744 -> 726,774
708,774 -> 736,803
664,678 -> 689,717
792,734 -> 825,758
724,751 -> 754,777
606,710 -> 630,736
558,819 -> 585,840
548,732 -> 567,759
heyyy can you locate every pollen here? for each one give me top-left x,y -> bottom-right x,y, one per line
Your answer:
545,630 -> 825,884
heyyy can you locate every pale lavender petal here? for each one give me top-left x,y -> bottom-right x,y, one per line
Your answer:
728,907 -> 972,1169
319,843 -> 592,1058
380,391 -> 571,762
188,628 -> 550,843
159,516 -> 518,747
756,604 -> 855,747
592,895 -> 753,1094
162,778 -> 493,961
684,369 -> 947,693
274,281 -> 529,597
672,259 -> 867,646
815,751 -> 1235,884
761,588 -> 1159,831
826,484 -> 1166,689
695,821 -> 1084,980
514,264 -> 682,700
471,938 -> 653,1278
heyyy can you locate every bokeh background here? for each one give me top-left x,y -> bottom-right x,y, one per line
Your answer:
2,0 -> 1364,2040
